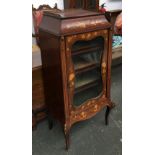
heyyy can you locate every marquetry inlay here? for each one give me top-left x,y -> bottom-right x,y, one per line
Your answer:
81,112 -> 86,118
69,73 -> 75,81
64,124 -> 67,134
102,62 -> 106,68
93,105 -> 98,112
102,62 -> 107,75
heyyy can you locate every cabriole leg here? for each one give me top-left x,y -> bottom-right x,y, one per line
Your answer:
105,101 -> 115,125
64,124 -> 71,150
48,115 -> 53,130
105,106 -> 111,125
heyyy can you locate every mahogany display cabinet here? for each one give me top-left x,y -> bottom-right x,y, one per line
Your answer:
39,9 -> 114,149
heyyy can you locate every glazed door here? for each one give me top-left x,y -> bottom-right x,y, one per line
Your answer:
72,37 -> 104,106
65,30 -> 109,123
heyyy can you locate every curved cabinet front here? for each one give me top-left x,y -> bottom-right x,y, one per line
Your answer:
65,30 -> 110,125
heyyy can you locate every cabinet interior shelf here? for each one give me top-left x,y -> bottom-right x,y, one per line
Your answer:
74,57 -> 100,74
72,46 -> 102,56
74,69 -> 102,94
72,39 -> 103,56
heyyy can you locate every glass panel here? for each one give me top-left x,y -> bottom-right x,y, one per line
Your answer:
74,84 -> 102,106
71,37 -> 104,107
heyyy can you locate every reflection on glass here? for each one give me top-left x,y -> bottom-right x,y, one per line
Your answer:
71,37 -> 104,107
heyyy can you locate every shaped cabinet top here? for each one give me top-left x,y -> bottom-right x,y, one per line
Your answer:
39,9 -> 111,36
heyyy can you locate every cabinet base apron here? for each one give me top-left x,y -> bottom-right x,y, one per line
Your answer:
63,99 -> 114,150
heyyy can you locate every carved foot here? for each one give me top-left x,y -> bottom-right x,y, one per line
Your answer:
105,101 -> 116,125
105,106 -> 110,125
64,124 -> 71,150
48,116 -> 53,130
32,112 -> 37,130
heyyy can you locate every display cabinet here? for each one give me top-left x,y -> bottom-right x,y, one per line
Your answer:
39,9 -> 113,149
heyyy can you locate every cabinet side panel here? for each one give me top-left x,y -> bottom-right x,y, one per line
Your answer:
39,30 -> 65,124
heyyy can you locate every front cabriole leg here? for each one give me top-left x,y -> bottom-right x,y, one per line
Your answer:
64,123 -> 71,150
105,101 -> 115,125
